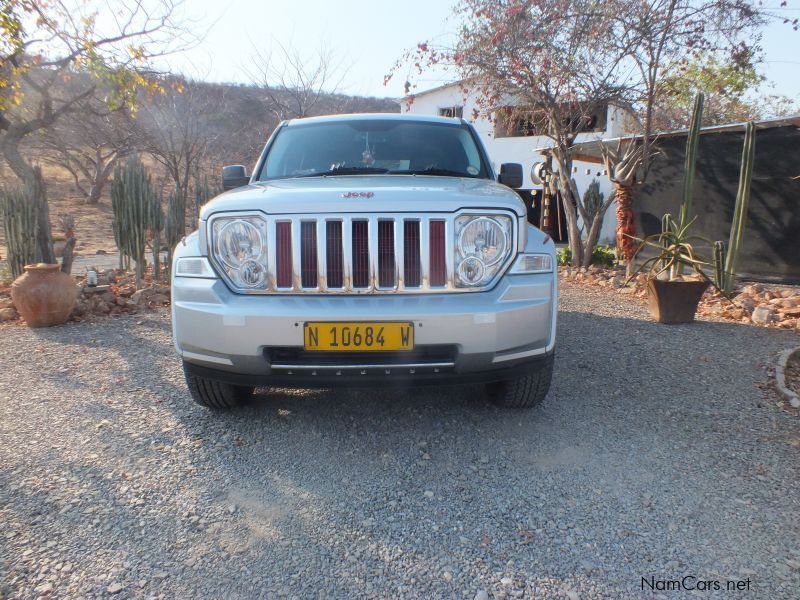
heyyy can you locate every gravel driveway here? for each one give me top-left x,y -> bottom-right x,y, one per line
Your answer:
1,282 -> 799,599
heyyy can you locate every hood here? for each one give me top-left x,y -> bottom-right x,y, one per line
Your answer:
200,175 -> 526,219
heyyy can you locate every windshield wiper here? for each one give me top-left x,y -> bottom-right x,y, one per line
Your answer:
295,166 -> 389,177
388,167 -> 475,177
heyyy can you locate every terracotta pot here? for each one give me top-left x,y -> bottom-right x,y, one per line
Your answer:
10,263 -> 78,327
646,279 -> 709,324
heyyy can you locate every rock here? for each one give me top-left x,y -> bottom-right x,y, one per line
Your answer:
0,307 -> 18,322
107,583 -> 123,594
101,292 -> 117,304
227,504 -> 237,514
153,570 -> 169,580
0,297 -> 14,309
500,577 -> 513,585
423,490 -> 434,498
751,306 -> 775,326
741,283 -> 764,296
96,249 -> 108,255
738,297 -> 756,313
790,397 -> 800,409
82,284 -> 111,295
474,591 -> 490,600
443,571 -> 453,582
131,288 -> 170,306
565,591 -> 580,600
34,582 -> 54,594
786,559 -> 800,571
117,284 -> 136,298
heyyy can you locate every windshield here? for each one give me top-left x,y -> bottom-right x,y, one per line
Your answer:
257,119 -> 490,181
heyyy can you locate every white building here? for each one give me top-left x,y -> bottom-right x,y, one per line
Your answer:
399,81 -> 634,244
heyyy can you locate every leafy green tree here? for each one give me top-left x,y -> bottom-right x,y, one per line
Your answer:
656,52 -> 796,128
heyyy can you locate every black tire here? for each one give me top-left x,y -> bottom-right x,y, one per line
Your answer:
486,354 -> 554,409
183,362 -> 254,409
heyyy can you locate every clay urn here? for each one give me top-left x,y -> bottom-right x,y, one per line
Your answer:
10,263 -> 79,327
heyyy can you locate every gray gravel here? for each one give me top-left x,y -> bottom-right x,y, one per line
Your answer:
1,281 -> 799,599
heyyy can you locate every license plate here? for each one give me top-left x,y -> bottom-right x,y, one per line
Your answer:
304,322 -> 414,351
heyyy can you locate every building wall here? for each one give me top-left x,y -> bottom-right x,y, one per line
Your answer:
400,84 -> 623,244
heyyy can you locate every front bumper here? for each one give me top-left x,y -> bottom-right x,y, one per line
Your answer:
172,272 -> 557,384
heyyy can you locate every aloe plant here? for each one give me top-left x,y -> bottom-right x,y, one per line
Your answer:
626,214 -> 713,284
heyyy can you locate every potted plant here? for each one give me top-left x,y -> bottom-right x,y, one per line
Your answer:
627,214 -> 712,323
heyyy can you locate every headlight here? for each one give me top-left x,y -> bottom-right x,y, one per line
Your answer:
210,216 -> 268,290
454,215 -> 513,287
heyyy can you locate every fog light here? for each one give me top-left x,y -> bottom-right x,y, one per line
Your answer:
457,256 -> 485,286
239,259 -> 266,287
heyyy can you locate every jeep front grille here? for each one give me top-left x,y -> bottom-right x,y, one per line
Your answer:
284,215 -> 450,292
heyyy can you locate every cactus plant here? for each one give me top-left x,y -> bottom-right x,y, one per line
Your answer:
0,185 -> 38,279
721,121 -> 755,295
673,93 -> 704,276
713,240 -> 726,291
110,155 -> 158,288
679,93 -> 704,229
165,185 -> 185,278
149,194 -> 165,283
193,170 -> 219,223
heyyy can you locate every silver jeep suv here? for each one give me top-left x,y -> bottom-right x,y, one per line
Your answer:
171,114 -> 557,409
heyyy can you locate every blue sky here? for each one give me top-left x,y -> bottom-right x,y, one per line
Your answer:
172,0 -> 800,103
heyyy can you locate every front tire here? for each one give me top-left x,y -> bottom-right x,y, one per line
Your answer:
486,354 -> 554,409
183,362 -> 254,409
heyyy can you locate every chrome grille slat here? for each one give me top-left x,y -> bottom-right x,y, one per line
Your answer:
419,219 -> 430,288
394,219 -> 405,290
316,219 -> 327,292
290,220 -> 303,291
368,217 -> 379,290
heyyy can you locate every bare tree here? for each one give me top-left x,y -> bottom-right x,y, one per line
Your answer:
36,101 -> 134,204
245,40 -> 348,120
134,80 -> 226,235
0,0 -> 188,263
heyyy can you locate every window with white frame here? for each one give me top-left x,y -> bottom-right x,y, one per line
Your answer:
438,106 -> 464,118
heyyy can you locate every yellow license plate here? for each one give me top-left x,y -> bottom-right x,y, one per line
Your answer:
304,322 -> 414,351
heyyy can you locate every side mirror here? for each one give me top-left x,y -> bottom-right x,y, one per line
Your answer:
498,163 -> 523,189
222,165 -> 250,191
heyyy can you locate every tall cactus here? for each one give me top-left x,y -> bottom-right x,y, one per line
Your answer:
679,93 -> 705,229
713,240 -> 726,291
673,93 -> 704,276
165,185 -> 184,278
193,170 -> 220,224
0,185 -> 38,279
149,193 -> 165,283
721,121 -> 756,295
110,155 -> 158,288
